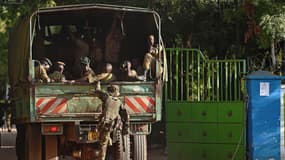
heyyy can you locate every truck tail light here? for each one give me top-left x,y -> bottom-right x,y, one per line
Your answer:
42,124 -> 63,135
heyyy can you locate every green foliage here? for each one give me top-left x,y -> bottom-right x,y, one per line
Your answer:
1,0 -> 285,84
260,13 -> 285,42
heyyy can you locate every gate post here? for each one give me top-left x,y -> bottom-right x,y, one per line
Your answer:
246,71 -> 282,160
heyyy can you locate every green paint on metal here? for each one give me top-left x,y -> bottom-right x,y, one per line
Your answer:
165,48 -> 246,102
165,101 -> 246,160
175,50 -> 179,101
197,53 -> 201,101
120,84 -> 154,94
186,51 -> 190,100
67,97 -> 102,113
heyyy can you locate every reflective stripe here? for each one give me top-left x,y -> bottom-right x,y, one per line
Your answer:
35,97 -> 67,114
124,96 -> 155,114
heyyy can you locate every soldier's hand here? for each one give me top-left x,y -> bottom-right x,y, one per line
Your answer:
96,81 -> 101,90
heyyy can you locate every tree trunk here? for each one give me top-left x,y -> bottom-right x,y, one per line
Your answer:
271,39 -> 276,70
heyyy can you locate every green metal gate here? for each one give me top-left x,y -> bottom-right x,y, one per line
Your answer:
165,48 -> 246,102
165,48 -> 247,160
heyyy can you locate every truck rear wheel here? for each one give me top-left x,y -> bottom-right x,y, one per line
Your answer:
133,135 -> 147,160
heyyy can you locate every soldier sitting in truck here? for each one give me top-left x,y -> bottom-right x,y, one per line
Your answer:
119,60 -> 145,81
94,84 -> 129,160
94,63 -> 117,82
76,56 -> 96,83
49,61 -> 66,83
143,34 -> 163,80
49,61 -> 75,83
35,57 -> 53,83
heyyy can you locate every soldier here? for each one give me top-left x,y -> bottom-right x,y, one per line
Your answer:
94,63 -> 117,82
120,60 -> 145,81
35,57 -> 53,83
94,84 -> 129,160
76,56 -> 96,83
143,34 -> 162,80
49,61 -> 66,83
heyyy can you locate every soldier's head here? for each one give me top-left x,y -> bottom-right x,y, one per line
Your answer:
41,57 -> 52,71
120,60 -> 131,72
80,56 -> 91,72
55,61 -> 65,73
147,34 -> 155,46
105,63 -> 112,73
107,85 -> 120,97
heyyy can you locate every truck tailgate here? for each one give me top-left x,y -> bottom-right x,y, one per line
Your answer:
34,84 -> 101,119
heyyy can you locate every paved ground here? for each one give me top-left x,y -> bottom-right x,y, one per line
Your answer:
0,147 -> 168,160
149,144 -> 167,160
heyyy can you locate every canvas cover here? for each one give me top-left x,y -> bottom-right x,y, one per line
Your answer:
8,15 -> 32,87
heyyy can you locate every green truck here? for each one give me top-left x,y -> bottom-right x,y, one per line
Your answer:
8,4 -> 166,160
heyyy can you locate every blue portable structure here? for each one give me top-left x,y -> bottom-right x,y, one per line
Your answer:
246,71 -> 281,160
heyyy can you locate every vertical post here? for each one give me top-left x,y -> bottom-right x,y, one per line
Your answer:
186,50 -> 190,101
225,62 -> 229,101
191,50 -> 195,100
45,136 -> 58,160
26,124 -> 42,160
234,61 -> 238,100
197,53 -> 201,101
175,49 -> 179,101
216,61 -> 220,101
229,61 -> 232,101
180,49 -> 184,101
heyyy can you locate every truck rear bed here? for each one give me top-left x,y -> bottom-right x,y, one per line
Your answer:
33,82 -> 159,122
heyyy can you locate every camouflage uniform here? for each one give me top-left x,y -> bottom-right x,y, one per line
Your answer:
77,56 -> 96,83
35,65 -> 50,82
94,85 -> 129,160
95,72 -> 117,82
49,71 -> 66,83
143,35 -> 163,79
80,69 -> 96,83
49,61 -> 66,83
35,58 -> 52,83
143,46 -> 159,71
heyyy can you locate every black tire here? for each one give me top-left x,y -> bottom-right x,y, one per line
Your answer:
133,135 -> 147,160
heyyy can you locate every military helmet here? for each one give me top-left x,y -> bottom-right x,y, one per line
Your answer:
42,57 -> 53,66
56,61 -> 65,66
80,56 -> 90,65
107,85 -> 120,96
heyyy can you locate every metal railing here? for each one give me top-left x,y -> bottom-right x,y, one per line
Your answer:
165,48 -> 246,102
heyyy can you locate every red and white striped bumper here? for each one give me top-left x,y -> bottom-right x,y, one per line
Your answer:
124,96 -> 155,114
35,97 -> 67,114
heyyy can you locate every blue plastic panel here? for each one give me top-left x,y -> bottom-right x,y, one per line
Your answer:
246,72 -> 281,159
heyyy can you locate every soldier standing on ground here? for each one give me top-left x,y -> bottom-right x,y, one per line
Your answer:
94,84 -> 129,160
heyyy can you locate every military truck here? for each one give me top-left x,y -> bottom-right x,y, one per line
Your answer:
8,4 -> 166,160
